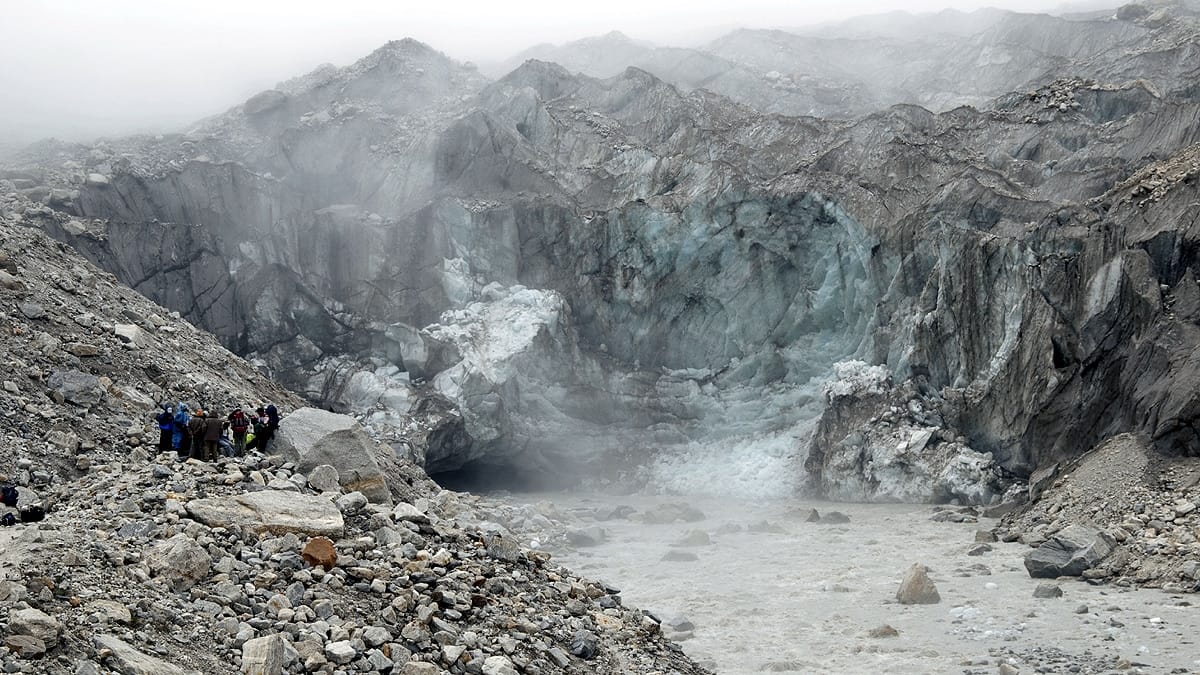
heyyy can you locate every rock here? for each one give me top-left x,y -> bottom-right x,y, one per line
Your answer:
272,408 -> 391,503
566,526 -> 606,546
242,634 -> 287,675
1024,525 -> 1116,578
896,564 -> 941,604
998,663 -> 1020,675
362,626 -> 391,647
324,640 -> 356,665
674,530 -> 710,546
442,644 -> 467,663
18,302 -> 46,320
967,544 -> 992,556
3,634 -> 46,657
186,491 -> 344,537
46,370 -> 106,407
335,491 -> 368,513
67,342 -> 101,357
569,630 -> 599,659
307,464 -> 341,492
482,655 -> 518,675
391,502 -> 429,524
0,270 -> 24,290
641,502 -> 705,524
819,511 -> 851,524
301,536 -> 338,570
7,608 -> 60,648
244,89 -> 288,116
94,634 -> 196,675
1033,583 -> 1063,598
114,324 -> 148,347
661,550 -> 699,562
400,662 -> 441,675
975,530 -> 998,543
867,624 -> 899,638
146,533 -> 213,590
1180,560 -> 1200,581
86,173 -> 110,187
483,532 -> 522,562
90,600 -> 132,624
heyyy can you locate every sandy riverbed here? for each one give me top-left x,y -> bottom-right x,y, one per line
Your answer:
504,493 -> 1200,675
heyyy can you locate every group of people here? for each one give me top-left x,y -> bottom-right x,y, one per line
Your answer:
154,402 -> 280,462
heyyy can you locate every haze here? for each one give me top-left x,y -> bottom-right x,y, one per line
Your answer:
2,0 -> 1104,144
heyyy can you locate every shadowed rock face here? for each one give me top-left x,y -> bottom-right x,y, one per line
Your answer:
9,5 -> 1200,497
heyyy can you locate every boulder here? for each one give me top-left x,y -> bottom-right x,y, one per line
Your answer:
301,536 -> 338,570
272,408 -> 391,503
307,464 -> 341,493
1024,525 -> 1116,578
482,655 -> 519,675
47,369 -> 106,407
3,634 -> 45,657
93,634 -> 196,675
242,634 -> 287,675
186,491 -> 344,537
566,526 -> 606,547
114,323 -> 148,347
90,600 -> 132,624
8,607 -> 61,648
146,533 -> 212,590
244,89 -> 288,116
1033,583 -> 1063,598
896,564 -> 941,604
18,302 -> 46,320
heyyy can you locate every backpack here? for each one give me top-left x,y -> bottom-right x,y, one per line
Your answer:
19,505 -> 44,523
0,486 -> 18,508
230,410 -> 249,433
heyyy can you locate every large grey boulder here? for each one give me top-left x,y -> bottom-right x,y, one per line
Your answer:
272,408 -> 391,504
146,533 -> 212,590
93,634 -> 197,675
895,564 -> 941,605
186,491 -> 344,537
1024,525 -> 1116,578
242,634 -> 288,675
8,607 -> 61,648
46,370 -> 106,407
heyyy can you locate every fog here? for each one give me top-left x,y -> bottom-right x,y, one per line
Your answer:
1,0 -> 1103,144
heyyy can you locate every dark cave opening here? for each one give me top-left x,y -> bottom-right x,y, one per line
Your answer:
429,458 -> 575,494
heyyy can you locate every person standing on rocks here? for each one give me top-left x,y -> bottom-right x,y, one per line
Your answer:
227,407 -> 250,455
188,409 -> 207,461
155,404 -> 174,453
203,409 -> 225,461
172,403 -> 190,459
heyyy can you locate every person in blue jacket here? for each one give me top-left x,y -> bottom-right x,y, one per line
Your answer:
155,404 -> 174,453
172,403 -> 190,459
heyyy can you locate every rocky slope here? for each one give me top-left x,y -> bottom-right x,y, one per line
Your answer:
498,2 -> 1200,119
997,433 -> 1200,592
6,2 -> 1200,503
0,189 -> 709,673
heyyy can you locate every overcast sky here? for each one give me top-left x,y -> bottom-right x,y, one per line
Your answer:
2,0 -> 1087,143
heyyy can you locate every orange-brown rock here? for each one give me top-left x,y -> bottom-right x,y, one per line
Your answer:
302,536 -> 337,570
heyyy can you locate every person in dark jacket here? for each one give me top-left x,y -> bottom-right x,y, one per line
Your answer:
204,410 -> 225,461
188,410 -> 207,461
155,404 -> 174,453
